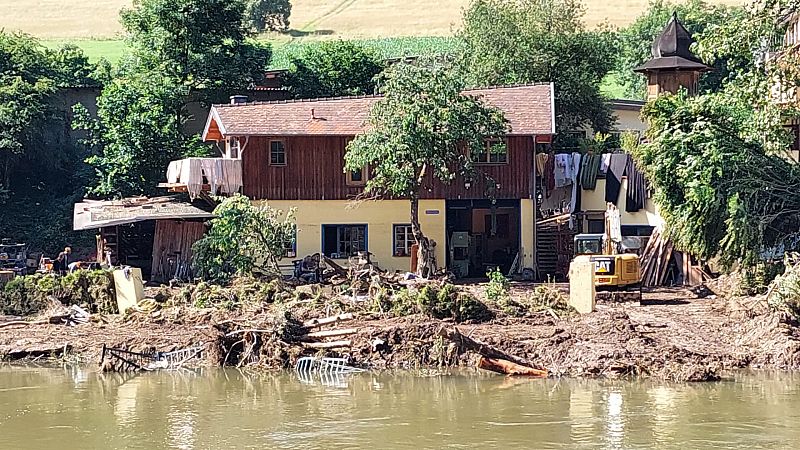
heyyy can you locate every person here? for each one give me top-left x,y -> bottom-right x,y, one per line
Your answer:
54,247 -> 71,275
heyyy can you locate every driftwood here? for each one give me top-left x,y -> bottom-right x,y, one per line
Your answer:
302,340 -> 352,349
438,326 -> 544,371
304,328 -> 358,339
0,314 -> 70,329
478,357 -> 548,377
303,313 -> 354,329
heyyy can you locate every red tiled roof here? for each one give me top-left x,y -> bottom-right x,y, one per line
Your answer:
204,84 -> 555,140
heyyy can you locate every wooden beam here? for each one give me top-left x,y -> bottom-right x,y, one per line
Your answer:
302,340 -> 352,349
302,313 -> 354,329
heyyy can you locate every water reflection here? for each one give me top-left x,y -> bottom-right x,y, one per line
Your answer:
0,367 -> 798,449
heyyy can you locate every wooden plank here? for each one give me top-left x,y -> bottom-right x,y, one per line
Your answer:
302,313 -> 354,328
302,340 -> 352,349
304,328 -> 358,339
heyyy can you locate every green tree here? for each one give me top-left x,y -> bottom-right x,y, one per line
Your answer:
344,62 -> 508,276
245,0 -> 292,32
458,0 -> 617,133
193,194 -> 296,281
0,31 -> 103,252
617,0 -> 738,99
284,41 -> 384,99
79,0 -> 273,198
75,73 -> 207,198
628,1 -> 800,267
0,32 -> 56,191
120,0 -> 271,101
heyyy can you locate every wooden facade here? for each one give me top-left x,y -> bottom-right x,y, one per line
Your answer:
241,135 -> 538,201
150,220 -> 206,282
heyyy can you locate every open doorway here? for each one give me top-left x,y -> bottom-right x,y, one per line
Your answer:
445,199 -> 521,278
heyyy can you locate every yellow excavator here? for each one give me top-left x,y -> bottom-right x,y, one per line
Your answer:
572,204 -> 642,302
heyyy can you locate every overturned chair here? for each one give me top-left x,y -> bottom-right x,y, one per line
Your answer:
293,253 -> 323,283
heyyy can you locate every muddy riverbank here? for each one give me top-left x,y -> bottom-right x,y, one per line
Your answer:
2,283 -> 798,382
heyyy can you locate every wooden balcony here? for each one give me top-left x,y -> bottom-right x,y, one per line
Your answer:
159,157 -> 242,199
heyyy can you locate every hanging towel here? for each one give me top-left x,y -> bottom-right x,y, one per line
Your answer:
625,155 -> 647,212
535,153 -> 549,177
554,153 -> 571,188
569,153 -> 582,228
605,153 -> 628,205
579,154 -> 601,190
544,154 -> 555,194
600,153 -> 612,176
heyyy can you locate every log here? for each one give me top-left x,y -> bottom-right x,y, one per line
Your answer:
304,328 -> 358,339
438,326 -> 544,370
303,313 -> 354,328
301,340 -> 352,349
478,357 -> 548,377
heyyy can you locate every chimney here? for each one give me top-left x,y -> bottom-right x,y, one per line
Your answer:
230,95 -> 248,105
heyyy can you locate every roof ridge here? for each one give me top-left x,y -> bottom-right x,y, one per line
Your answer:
214,83 -> 553,108
214,94 -> 383,108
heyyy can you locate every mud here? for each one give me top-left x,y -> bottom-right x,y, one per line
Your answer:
1,286 -> 799,382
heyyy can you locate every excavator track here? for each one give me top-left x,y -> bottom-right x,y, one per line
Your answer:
595,288 -> 642,303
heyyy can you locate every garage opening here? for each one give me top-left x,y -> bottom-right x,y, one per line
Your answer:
445,199 -> 521,278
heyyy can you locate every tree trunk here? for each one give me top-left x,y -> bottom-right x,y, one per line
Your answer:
411,196 -> 437,278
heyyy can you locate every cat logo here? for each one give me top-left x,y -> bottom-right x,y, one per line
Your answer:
594,258 -> 614,274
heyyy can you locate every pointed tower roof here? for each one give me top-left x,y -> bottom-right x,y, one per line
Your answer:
634,12 -> 711,72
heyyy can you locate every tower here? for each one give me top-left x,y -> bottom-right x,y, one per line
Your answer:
634,13 -> 711,100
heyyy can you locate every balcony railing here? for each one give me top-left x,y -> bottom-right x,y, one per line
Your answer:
160,157 -> 242,199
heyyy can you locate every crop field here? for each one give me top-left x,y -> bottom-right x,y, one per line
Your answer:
3,0 -> 742,40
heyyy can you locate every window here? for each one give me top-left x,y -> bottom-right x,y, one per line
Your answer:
322,225 -> 367,258
227,137 -> 240,159
474,139 -> 508,164
270,140 -> 286,166
393,224 -> 415,257
346,165 -> 369,186
283,226 -> 297,258
587,219 -> 605,234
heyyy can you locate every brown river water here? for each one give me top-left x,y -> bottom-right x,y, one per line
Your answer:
0,366 -> 798,449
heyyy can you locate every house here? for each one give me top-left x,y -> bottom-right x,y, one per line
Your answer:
170,84 -> 556,278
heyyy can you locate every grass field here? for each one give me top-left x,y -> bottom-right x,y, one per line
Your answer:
3,0 -> 742,40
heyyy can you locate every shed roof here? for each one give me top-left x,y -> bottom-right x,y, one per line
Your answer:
634,13 -> 711,73
203,83 -> 555,140
73,196 -> 213,231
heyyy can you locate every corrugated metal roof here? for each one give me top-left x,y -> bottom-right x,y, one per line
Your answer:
73,197 -> 213,231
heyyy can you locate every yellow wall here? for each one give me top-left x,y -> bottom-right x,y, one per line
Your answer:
580,178 -> 662,227
613,108 -> 647,134
258,199 -> 447,273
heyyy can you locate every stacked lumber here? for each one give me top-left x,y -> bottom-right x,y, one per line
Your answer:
300,313 -> 356,349
640,228 -> 711,287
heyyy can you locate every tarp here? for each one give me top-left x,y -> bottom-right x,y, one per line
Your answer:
73,196 -> 214,231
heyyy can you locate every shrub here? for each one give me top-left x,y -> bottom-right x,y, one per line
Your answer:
416,283 -> 493,323
485,268 -> 510,303
0,271 -> 117,316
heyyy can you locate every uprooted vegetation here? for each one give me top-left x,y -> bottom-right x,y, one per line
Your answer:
0,271 -> 117,316
4,262 -> 800,382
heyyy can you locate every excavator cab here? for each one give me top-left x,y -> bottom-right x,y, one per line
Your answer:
574,234 -> 604,256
